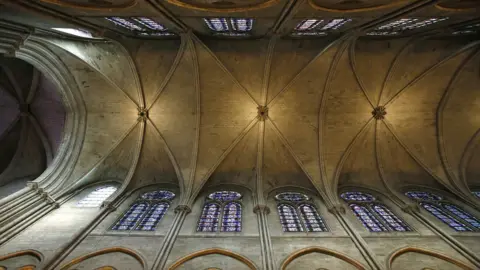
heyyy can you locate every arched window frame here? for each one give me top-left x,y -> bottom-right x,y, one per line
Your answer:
274,192 -> 328,233
111,190 -> 175,232
196,191 -> 243,233
406,190 -> 480,232
76,185 -> 118,208
341,191 -> 411,232
472,191 -> 480,199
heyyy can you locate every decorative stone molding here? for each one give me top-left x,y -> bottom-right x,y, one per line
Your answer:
401,203 -> 420,214
328,204 -> 346,214
137,107 -> 148,122
257,106 -> 268,121
102,201 -> 117,212
27,181 -> 39,190
174,205 -> 192,214
253,205 -> 270,214
372,106 -> 387,120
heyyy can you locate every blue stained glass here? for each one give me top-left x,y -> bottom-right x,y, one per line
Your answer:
276,192 -> 310,202
442,203 -> 480,229
278,204 -> 303,232
204,18 -> 229,32
405,191 -> 442,201
372,204 -> 410,232
135,202 -> 170,231
141,190 -> 175,201
221,202 -> 242,232
421,203 -> 471,231
473,191 -> 480,199
350,204 -> 388,232
112,202 -> 148,231
299,204 -> 327,232
341,192 -> 375,202
197,203 -> 220,232
208,191 -> 241,201
231,18 -> 253,32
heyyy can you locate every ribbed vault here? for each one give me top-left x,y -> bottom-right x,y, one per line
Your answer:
26,34 -> 480,207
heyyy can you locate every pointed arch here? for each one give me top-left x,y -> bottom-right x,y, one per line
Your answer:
168,248 -> 257,270
281,246 -> 367,270
387,247 -> 474,270
59,247 -> 146,270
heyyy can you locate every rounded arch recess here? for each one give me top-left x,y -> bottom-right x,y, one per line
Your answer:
59,247 -> 146,270
168,248 -> 257,270
387,247 -> 474,270
280,247 -> 367,270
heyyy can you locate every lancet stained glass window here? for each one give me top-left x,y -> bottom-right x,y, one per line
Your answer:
203,18 -> 254,36
472,191 -> 480,199
275,192 -> 327,232
111,190 -> 175,231
77,186 -> 117,207
222,202 -> 242,232
278,204 -> 303,232
291,18 -> 351,37
406,191 -> 478,231
197,191 -> 242,232
105,17 -> 174,36
299,204 -> 327,232
341,191 -> 410,232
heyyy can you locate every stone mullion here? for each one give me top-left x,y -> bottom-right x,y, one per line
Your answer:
402,205 -> 480,268
152,205 -> 190,270
329,205 -> 384,270
436,201 -> 478,232
365,203 -> 392,231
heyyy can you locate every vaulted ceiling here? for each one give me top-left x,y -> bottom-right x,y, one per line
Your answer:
0,0 -> 479,206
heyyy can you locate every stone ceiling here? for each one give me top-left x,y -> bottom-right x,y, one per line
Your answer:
0,0 -> 479,207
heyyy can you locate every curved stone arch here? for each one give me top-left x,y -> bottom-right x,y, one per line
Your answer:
59,247 -> 147,270
0,249 -> 43,269
280,246 -> 367,270
387,246 -> 474,270
168,248 -> 258,270
0,34 -> 87,199
37,0 -> 137,10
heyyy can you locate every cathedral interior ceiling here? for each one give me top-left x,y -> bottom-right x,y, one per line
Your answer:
0,0 -> 479,206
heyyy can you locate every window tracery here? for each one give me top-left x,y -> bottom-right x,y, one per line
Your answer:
77,186 -> 117,208
406,191 -> 479,232
275,192 -> 327,232
105,17 -> 174,36
197,191 -> 242,232
341,191 -> 411,232
203,18 -> 254,36
291,18 -> 351,37
111,190 -> 175,231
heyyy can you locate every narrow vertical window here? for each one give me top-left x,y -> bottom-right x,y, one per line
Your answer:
406,191 -> 478,231
111,190 -> 175,231
203,18 -> 254,36
77,186 -> 117,207
197,191 -> 242,232
278,204 -> 303,232
341,191 -> 410,232
275,192 -> 328,232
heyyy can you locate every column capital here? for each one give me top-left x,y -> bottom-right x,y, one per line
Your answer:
174,205 -> 192,214
328,204 -> 346,215
253,205 -> 270,214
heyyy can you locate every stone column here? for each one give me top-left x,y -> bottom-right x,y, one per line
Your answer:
152,205 -> 191,270
254,204 -> 275,270
329,204 -> 384,270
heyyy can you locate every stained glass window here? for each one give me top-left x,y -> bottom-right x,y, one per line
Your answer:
134,202 -> 170,231
203,18 -> 254,36
473,191 -> 480,199
421,203 -> 471,231
341,192 -> 375,202
221,202 -> 242,232
275,192 -> 310,202
299,204 -> 327,232
291,18 -> 351,37
208,191 -> 242,201
77,186 -> 117,207
367,17 -> 449,36
350,203 -> 388,232
111,202 -> 149,231
105,17 -> 174,36
405,191 -> 442,201
197,203 -> 221,232
441,203 -> 480,229
372,204 -> 410,232
295,19 -> 323,31
231,18 -> 253,32
278,204 -> 303,232
204,18 -> 229,32
111,190 -> 175,231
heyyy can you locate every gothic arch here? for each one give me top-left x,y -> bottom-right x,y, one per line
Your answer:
280,246 -> 366,270
0,249 -> 43,269
168,248 -> 257,270
387,247 -> 474,270
59,247 -> 146,270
